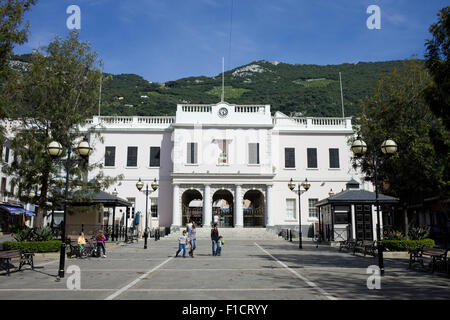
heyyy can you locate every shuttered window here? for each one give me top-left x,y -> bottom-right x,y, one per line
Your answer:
307,148 -> 317,168
285,148 -> 295,168
329,148 -> 340,169
105,147 -> 116,167
150,147 -> 160,167
248,143 -> 260,165
187,143 -> 198,164
127,147 -> 138,167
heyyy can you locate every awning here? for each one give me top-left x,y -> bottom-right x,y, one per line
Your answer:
0,205 -> 36,217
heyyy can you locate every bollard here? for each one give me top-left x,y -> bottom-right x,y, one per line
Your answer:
289,229 -> 292,242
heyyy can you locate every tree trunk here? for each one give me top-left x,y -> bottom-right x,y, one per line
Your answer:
403,206 -> 409,240
34,168 -> 50,229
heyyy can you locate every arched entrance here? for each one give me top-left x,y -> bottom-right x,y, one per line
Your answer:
182,189 -> 203,227
243,190 -> 265,227
212,189 -> 234,228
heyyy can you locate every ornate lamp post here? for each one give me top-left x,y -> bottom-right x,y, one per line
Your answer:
47,137 -> 92,279
288,178 -> 311,249
136,178 -> 159,249
351,135 -> 397,276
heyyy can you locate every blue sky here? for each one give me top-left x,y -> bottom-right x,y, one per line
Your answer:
13,0 -> 449,82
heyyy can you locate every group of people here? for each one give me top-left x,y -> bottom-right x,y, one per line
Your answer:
175,219 -> 224,258
77,230 -> 107,258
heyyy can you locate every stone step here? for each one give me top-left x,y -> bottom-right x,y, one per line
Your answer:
162,228 -> 282,240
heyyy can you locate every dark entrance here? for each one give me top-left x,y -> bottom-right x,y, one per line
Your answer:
212,190 -> 234,228
355,205 -> 373,240
182,190 -> 203,227
243,190 -> 265,227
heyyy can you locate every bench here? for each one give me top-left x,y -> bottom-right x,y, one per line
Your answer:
0,250 -> 35,276
353,240 -> 377,257
339,240 -> 356,252
409,247 -> 448,273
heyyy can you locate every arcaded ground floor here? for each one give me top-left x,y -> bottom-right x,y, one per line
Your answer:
0,238 -> 448,301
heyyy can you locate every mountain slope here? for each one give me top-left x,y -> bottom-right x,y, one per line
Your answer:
8,55 -> 407,117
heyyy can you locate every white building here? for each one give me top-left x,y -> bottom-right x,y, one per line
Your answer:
84,101 -> 372,236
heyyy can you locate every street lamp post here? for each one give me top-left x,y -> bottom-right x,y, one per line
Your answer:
47,137 -> 92,279
112,188 -> 118,241
136,178 -> 158,249
288,178 -> 311,249
352,135 -> 397,276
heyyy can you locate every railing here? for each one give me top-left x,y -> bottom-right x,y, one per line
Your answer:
311,118 -> 347,126
137,117 -> 175,124
273,116 -> 351,128
235,105 -> 266,113
86,116 -> 175,127
65,224 -> 138,242
181,105 -> 212,113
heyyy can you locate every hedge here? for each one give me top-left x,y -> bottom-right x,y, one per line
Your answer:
382,239 -> 435,252
2,240 -> 62,253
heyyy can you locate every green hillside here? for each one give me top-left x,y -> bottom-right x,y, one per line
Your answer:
8,55 -> 407,117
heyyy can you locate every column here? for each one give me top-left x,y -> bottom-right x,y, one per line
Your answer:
351,204 -> 356,240
266,185 -> 274,227
204,185 -> 212,227
234,185 -> 243,228
172,184 -> 180,229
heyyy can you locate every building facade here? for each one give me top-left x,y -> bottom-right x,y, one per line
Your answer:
84,102 -> 372,235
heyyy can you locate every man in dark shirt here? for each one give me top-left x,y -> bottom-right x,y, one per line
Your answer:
211,223 -> 220,256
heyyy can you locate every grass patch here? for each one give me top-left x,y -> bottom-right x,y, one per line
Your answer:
293,78 -> 336,88
207,86 -> 250,99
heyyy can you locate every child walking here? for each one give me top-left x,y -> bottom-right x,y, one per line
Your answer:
216,236 -> 224,256
176,230 -> 189,258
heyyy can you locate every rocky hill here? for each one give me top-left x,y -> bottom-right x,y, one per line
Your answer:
9,55 -> 407,117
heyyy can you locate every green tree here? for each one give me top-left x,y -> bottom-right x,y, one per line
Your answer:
0,0 -> 35,75
353,59 -> 450,234
2,31 -> 120,227
0,0 -> 36,140
424,6 -> 450,130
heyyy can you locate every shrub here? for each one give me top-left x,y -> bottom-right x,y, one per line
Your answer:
2,240 -> 62,253
408,227 -> 429,240
12,226 -> 56,242
382,239 -> 435,252
383,230 -> 404,240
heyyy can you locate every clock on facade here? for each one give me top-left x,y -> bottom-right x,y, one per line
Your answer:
218,107 -> 229,118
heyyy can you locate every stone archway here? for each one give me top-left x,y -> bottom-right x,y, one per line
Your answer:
243,190 -> 265,227
181,189 -> 203,227
212,189 -> 234,228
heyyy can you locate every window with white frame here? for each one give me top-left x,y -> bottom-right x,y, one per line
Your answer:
309,199 -> 319,218
187,142 -> 198,164
248,143 -> 260,165
286,199 -> 296,219
217,140 -> 228,164
151,198 -> 158,218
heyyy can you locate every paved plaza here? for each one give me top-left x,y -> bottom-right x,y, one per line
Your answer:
0,238 -> 449,300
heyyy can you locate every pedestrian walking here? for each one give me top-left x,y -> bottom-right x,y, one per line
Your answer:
175,230 -> 189,258
186,218 -> 193,233
188,222 -> 197,258
213,213 -> 219,227
95,230 -> 107,258
211,223 -> 220,256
